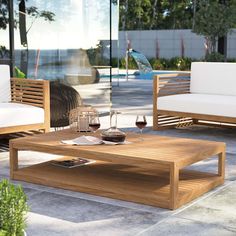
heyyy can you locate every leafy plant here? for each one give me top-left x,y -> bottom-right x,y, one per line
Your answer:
149,58 -> 166,70
0,46 -> 9,59
0,179 -> 29,236
204,52 -> 225,62
118,57 -> 194,71
14,66 -> 26,78
119,56 -> 138,69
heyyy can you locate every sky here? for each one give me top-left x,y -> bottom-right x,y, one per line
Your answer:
0,0 -> 119,50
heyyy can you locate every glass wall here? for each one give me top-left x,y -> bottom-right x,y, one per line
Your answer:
11,0 -> 117,127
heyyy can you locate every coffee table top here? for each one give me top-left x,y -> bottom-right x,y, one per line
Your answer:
11,129 -> 225,168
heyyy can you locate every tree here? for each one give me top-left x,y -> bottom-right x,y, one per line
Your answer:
0,0 -> 10,59
119,0 -> 152,30
0,1 -> 55,74
17,0 -> 55,76
160,1 -> 193,29
193,0 -> 236,54
119,0 -> 193,30
0,0 -> 8,30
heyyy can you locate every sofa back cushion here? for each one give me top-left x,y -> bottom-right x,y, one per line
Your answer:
0,65 -> 11,102
190,62 -> 236,96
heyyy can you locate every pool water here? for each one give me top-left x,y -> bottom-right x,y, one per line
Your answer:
101,71 -> 177,80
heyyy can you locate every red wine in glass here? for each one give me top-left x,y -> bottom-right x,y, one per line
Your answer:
136,115 -> 147,136
89,114 -> 100,133
135,121 -> 147,129
89,123 -> 101,132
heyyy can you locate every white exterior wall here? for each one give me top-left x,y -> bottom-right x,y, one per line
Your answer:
227,29 -> 236,58
112,29 -> 236,59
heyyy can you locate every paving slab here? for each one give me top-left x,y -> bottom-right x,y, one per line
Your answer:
0,79 -> 235,236
138,181 -> 236,236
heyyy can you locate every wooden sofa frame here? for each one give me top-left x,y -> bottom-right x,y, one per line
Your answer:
153,73 -> 236,130
0,78 -> 50,135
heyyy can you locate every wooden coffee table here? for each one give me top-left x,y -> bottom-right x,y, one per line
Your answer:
10,129 -> 225,210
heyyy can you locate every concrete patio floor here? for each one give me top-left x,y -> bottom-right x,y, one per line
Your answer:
0,78 -> 236,236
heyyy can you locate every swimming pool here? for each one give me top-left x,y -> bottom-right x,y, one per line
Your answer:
101,70 -> 178,80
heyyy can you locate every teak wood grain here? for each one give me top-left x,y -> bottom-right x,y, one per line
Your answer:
10,129 -> 225,210
0,78 -> 50,135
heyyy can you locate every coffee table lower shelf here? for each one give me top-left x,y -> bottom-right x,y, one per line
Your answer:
12,160 -> 223,209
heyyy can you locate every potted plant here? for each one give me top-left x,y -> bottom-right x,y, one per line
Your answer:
0,179 -> 29,236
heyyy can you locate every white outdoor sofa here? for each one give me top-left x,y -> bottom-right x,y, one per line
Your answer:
153,62 -> 236,130
0,65 -> 50,135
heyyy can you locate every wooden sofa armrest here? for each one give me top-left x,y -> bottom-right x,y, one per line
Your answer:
153,72 -> 191,99
10,77 -> 50,130
153,72 -> 191,130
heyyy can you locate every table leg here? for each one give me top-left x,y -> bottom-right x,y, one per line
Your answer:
218,151 -> 225,179
10,142 -> 18,179
170,163 -> 179,210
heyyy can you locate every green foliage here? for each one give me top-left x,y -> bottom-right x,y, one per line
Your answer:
226,58 -> 236,62
119,0 -> 193,30
118,57 -> 193,70
149,58 -> 167,70
204,52 -> 225,62
87,42 -> 109,66
193,0 -> 236,53
0,179 -> 29,236
0,230 -> 7,236
120,0 -> 152,30
111,57 -> 119,67
168,57 -> 192,70
0,0 -> 8,30
119,56 -> 138,69
0,46 -> 9,58
0,1 -> 55,31
26,6 -> 55,22
14,66 -> 26,78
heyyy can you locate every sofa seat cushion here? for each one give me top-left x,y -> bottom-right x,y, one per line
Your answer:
0,102 -> 44,128
0,65 -> 11,102
158,94 -> 236,118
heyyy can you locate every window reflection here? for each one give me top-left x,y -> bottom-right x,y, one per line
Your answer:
0,0 -> 10,65
12,0 -> 116,128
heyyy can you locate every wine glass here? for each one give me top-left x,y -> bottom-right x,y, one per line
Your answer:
89,113 -> 101,133
136,115 -> 147,139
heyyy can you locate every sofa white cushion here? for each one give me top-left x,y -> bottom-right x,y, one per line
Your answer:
158,94 -> 236,118
0,65 -> 11,102
0,102 -> 44,128
190,62 -> 236,96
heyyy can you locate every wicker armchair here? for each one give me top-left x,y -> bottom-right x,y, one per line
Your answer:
50,81 -> 83,127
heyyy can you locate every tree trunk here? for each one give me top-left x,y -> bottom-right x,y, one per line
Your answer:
19,0 -> 28,76
218,36 -> 227,61
149,0 -> 158,30
218,0 -> 227,60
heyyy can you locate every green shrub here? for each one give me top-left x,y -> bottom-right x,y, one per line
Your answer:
162,57 -> 191,70
149,58 -> 166,70
14,67 -> 26,78
114,56 -> 236,71
226,58 -> 236,62
0,230 -> 7,236
0,179 -> 29,236
119,56 -> 138,69
111,58 -> 118,67
204,52 -> 225,62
